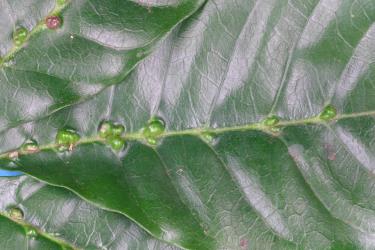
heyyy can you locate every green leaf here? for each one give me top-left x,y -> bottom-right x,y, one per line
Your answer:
0,0 -> 205,131
0,176 -> 179,250
2,0 -> 375,249
0,216 -> 71,250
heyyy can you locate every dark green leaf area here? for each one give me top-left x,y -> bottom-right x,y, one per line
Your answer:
4,131 -> 358,250
11,143 -> 213,249
2,0 -> 375,249
0,216 -> 63,250
0,176 -> 180,250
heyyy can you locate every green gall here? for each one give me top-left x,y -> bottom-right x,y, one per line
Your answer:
112,124 -> 125,136
107,136 -> 126,151
142,117 -> 166,145
55,128 -> 80,151
269,126 -> 281,133
21,139 -> 39,153
320,105 -> 337,121
25,226 -> 38,238
9,207 -> 24,220
146,137 -> 157,145
143,117 -> 165,138
98,121 -> 125,139
13,27 -> 28,46
201,131 -> 215,143
263,115 -> 280,126
98,121 -> 113,138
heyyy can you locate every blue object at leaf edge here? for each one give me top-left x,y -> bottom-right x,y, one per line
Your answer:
0,170 -> 23,177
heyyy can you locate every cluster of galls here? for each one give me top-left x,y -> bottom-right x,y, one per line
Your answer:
141,117 -> 165,145
7,105 -> 337,159
263,115 -> 281,133
262,105 -> 337,133
319,105 -> 337,121
8,206 -> 38,239
56,117 -> 167,153
17,123 -> 126,155
12,15 -> 62,47
55,128 -> 81,152
98,121 -> 126,151
12,0 -> 65,46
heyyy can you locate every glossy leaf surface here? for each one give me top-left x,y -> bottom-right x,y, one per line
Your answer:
0,176 -> 179,250
0,0 -> 204,132
2,0 -> 375,249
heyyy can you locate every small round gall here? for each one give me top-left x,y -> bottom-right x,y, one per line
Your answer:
45,16 -> 62,29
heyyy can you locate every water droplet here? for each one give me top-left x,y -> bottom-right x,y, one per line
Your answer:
45,16 -> 62,29
55,128 -> 80,151
201,131 -> 215,143
98,121 -> 113,138
320,105 -> 337,121
112,124 -> 125,136
143,117 -> 165,138
21,139 -> 39,153
13,27 -> 28,46
263,115 -> 280,126
107,136 -> 126,151
9,207 -> 24,220
25,226 -> 38,238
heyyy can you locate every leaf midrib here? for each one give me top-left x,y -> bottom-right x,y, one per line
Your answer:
1,109 -> 374,159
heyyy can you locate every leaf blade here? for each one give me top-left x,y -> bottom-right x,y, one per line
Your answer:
0,176 -> 180,250
2,0 -> 375,249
